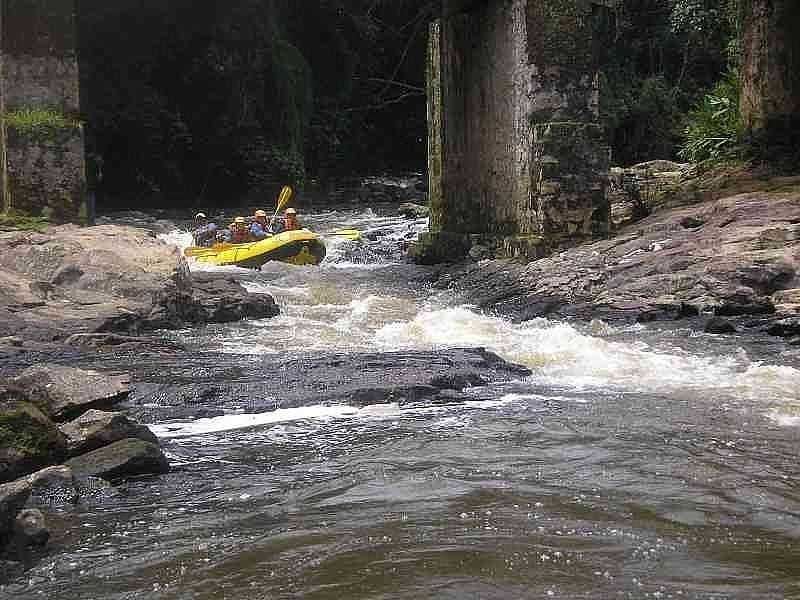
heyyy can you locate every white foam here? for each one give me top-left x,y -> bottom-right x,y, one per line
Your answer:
150,404 -> 362,438
374,307 -> 800,404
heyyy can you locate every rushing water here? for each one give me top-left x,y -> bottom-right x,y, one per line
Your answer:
5,206 -> 800,600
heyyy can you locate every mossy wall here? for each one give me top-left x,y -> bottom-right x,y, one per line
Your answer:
0,0 -> 86,221
426,0 -> 610,259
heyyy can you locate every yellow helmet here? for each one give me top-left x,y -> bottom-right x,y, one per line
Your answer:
285,207 -> 297,215
194,212 -> 207,220
234,216 -> 246,224
254,209 -> 267,218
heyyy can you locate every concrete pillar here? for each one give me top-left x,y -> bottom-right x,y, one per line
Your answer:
418,0 -> 610,262
0,0 -> 87,222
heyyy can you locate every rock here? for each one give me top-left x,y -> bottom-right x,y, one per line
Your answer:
191,276 -> 280,323
468,244 -> 492,261
0,398 -> 67,483
0,336 -> 23,347
679,215 -> 705,229
704,317 -> 737,334
138,348 -> 532,423
430,188 -> 800,334
398,202 -> 430,219
0,479 -> 31,546
67,439 -> 170,482
766,318 -> 800,338
410,231 -> 471,264
13,364 -> 131,422
11,509 -> 49,548
715,298 -> 775,317
60,410 -> 158,457
26,465 -> 78,505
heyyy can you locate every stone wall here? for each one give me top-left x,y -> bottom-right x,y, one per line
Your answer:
420,0 -> 611,262
0,0 -> 86,221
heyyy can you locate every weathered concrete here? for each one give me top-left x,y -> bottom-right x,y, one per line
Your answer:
0,0 -> 86,221
423,0 -> 611,261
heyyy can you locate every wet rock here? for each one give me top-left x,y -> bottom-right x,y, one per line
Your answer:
66,439 -> 169,482
398,202 -> 430,219
11,509 -> 49,548
60,410 -> 158,457
13,364 -> 131,422
26,465 -> 78,505
0,479 -> 31,546
133,348 -> 532,423
0,398 -> 67,483
680,215 -> 705,229
704,317 -> 737,334
766,318 -> 800,338
192,275 -> 280,323
715,298 -> 775,317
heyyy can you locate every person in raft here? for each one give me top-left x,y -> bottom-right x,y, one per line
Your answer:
192,212 -> 218,247
283,207 -> 301,231
229,216 -> 251,244
249,209 -> 271,239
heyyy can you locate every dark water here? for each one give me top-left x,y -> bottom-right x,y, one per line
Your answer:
4,207 -> 800,600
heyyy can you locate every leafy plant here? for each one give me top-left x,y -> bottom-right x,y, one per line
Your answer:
679,73 -> 742,163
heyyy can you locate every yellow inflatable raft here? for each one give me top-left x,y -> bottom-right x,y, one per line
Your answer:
184,229 -> 326,268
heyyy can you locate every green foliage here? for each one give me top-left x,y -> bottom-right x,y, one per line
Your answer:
679,73 -> 742,163
599,0 -> 740,165
0,210 -> 49,232
4,108 -> 82,137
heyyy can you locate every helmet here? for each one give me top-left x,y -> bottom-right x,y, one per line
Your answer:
234,216 -> 246,224
285,208 -> 297,215
254,209 -> 267,218
194,212 -> 207,220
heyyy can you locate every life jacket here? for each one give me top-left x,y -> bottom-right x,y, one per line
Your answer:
230,222 -> 250,244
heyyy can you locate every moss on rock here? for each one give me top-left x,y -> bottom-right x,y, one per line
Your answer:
0,397 -> 67,484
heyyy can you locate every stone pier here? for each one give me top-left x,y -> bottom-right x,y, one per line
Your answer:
418,0 -> 611,262
0,0 -> 86,221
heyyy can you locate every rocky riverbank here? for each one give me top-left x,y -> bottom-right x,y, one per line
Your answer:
0,364 -> 169,580
431,172 -> 800,344
0,224 -> 279,358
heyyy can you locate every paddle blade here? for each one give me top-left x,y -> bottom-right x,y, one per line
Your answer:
329,229 -> 362,241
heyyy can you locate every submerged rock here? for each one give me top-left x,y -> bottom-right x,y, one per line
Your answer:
0,398 -> 66,483
60,410 -> 158,457
66,439 -> 169,482
13,364 -> 131,422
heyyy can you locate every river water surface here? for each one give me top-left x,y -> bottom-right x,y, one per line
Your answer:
5,207 -> 800,599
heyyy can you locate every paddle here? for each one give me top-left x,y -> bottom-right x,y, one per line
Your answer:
269,185 -> 293,231
328,229 -> 362,241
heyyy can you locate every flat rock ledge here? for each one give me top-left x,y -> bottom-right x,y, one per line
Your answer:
432,190 -> 800,341
0,224 -> 279,354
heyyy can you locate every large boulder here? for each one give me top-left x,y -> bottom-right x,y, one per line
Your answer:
0,479 -> 31,547
13,364 -> 131,422
66,439 -> 169,482
0,397 -> 67,483
60,410 -> 158,457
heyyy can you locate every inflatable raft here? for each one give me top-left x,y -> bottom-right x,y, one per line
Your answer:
185,229 -> 326,268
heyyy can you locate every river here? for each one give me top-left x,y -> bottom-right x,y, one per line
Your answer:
4,206 -> 800,599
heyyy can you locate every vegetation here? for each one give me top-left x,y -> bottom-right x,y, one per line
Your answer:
3,109 -> 82,137
679,73 -> 742,163
0,210 -> 49,232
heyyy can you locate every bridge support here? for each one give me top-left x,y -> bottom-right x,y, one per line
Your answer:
0,0 -> 86,222
418,0 -> 610,262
